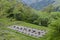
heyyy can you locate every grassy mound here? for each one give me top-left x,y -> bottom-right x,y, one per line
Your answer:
0,18 -> 55,40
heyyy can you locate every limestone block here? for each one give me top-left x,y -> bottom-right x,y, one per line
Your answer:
8,25 -> 47,38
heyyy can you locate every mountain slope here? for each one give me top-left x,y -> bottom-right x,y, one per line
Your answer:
30,0 -> 55,10
21,0 -> 55,10
21,0 -> 60,10
21,0 -> 42,5
53,0 -> 60,7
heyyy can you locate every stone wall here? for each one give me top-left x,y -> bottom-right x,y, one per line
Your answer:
8,25 -> 47,38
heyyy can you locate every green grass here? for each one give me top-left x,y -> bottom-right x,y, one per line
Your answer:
0,18 -> 56,40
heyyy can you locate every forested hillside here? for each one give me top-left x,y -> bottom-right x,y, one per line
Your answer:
21,0 -> 60,10
0,0 -> 60,40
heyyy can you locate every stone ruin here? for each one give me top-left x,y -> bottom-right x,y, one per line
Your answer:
8,25 -> 47,38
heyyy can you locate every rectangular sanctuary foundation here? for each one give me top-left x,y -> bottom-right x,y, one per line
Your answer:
8,25 -> 47,38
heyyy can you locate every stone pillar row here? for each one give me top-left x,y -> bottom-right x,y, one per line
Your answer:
8,25 -> 47,38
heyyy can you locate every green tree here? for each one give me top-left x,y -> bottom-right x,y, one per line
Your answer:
49,19 -> 60,32
0,0 -> 16,17
42,5 -> 55,13
48,19 -> 60,40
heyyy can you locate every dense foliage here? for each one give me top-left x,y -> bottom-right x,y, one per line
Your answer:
0,0 -> 60,26
0,0 -> 60,40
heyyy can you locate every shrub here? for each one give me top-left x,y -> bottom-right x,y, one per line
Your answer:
49,19 -> 60,32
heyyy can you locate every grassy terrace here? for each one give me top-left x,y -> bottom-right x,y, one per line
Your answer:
0,18 -> 55,40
